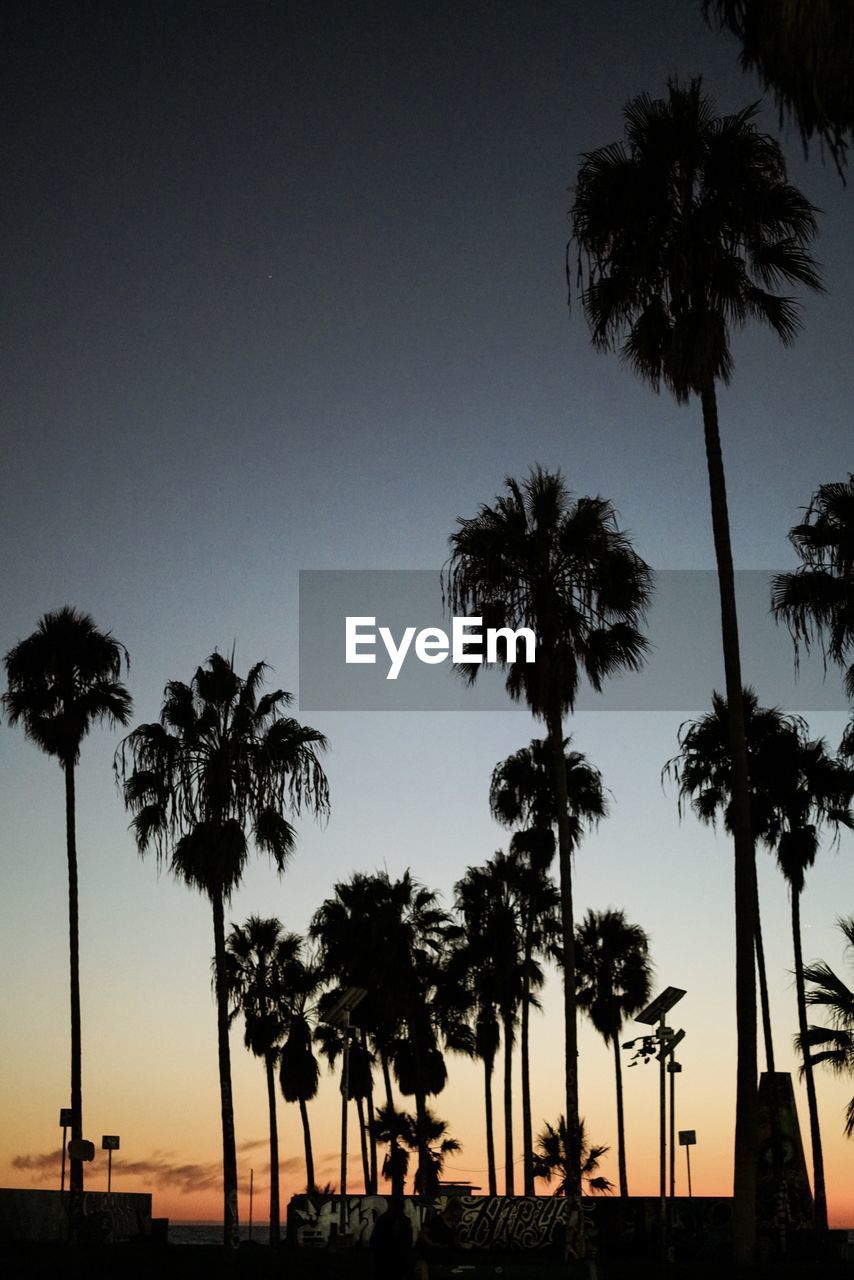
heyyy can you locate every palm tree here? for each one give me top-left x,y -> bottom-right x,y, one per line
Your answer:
371,1104 -> 411,1198
116,651 -> 329,1247
571,80 -> 821,1263
446,466 -> 650,1231
664,687 -> 854,1232
772,475 -> 854,699
279,954 -> 323,1197
403,1107 -> 461,1198
3,607 -> 132,1206
702,2 -> 854,173
664,688 -> 796,1076
311,870 -> 459,1194
800,917 -> 854,1139
575,909 -> 652,1197
454,857 -> 527,1196
532,1117 -> 614,1196
490,736 -> 605,1193
225,916 -> 301,1242
314,1011 -> 375,1194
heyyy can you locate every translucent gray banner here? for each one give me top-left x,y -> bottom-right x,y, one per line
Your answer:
297,569 -> 847,713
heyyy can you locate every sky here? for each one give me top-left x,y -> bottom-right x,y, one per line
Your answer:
1,0 -> 853,1229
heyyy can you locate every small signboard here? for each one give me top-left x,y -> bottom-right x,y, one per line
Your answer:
102,1135 -> 120,1151
68,1139 -> 95,1161
59,1108 -> 72,1127
678,1130 -> 697,1146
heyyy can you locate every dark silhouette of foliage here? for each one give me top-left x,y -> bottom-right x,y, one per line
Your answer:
773,475 -> 854,700
703,1 -> 854,174
799,918 -> 854,1138
117,651 -> 328,1248
532,1116 -> 614,1196
446,465 -> 650,1227
3,607 -> 132,1207
572,79 -> 821,1264
575,909 -> 652,1197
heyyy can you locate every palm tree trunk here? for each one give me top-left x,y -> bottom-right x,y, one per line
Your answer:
612,1034 -> 629,1197
754,867 -> 776,1074
298,1097 -> 315,1194
355,1095 -> 371,1193
380,1049 -> 401,1195
211,889 -> 240,1248
547,705 -> 582,1234
264,1052 -> 280,1244
791,888 -> 828,1233
64,761 -> 84,1210
484,1052 -> 497,1196
521,912 -> 535,1195
361,1030 -> 378,1193
502,1006 -> 515,1196
700,380 -> 758,1267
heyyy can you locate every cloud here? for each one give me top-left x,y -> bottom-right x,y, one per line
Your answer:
13,1147 -> 304,1194
237,1138 -> 266,1154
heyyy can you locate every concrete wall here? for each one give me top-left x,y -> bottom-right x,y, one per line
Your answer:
0,1189 -> 152,1243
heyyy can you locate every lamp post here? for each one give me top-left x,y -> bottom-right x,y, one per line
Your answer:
101,1135 -> 120,1194
322,986 -> 367,1238
59,1108 -> 72,1193
634,986 -> 686,1257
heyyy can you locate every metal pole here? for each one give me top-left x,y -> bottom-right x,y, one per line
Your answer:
686,1145 -> 693,1198
249,1168 -> 254,1242
659,1017 -> 667,1252
108,1148 -> 113,1196
61,1127 -> 67,1193
339,1013 -> 350,1236
669,1062 -> 676,1198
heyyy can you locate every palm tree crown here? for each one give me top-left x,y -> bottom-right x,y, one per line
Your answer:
772,475 -> 854,700
801,918 -> 854,1138
4,605 -> 132,763
572,76 -> 822,401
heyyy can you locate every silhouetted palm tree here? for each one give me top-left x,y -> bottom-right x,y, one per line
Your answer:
773,475 -> 854,700
371,1104 -> 411,1198
702,2 -> 854,172
575,909 -> 652,1197
3,607 -> 132,1204
311,870 -> 458,1194
225,916 -> 301,1242
664,688 -> 795,1076
454,856 -> 528,1196
800,918 -> 854,1139
446,466 -> 650,1224
572,81 -> 821,1262
117,652 -> 329,1247
279,953 -> 323,1197
490,736 -> 605,1193
314,1011 -> 375,1194
664,687 -> 854,1232
532,1116 -> 614,1196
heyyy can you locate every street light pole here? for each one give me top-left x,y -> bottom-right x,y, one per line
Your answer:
339,1012 -> 350,1237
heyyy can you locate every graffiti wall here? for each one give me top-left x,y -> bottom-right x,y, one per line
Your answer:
287,1191 -> 732,1258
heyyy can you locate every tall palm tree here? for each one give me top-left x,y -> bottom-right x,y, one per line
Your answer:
446,466 -> 650,1231
314,1011 -> 375,1194
225,916 -> 301,1243
454,857 -> 527,1196
575,909 -> 652,1197
702,2 -> 854,173
800,917 -> 854,1139
664,687 -> 797,1076
490,737 -> 606,1193
3,607 -> 132,1205
278,953 -> 323,1197
532,1116 -> 614,1196
116,651 -> 329,1247
772,475 -> 854,700
664,687 -> 854,1232
572,80 -> 821,1262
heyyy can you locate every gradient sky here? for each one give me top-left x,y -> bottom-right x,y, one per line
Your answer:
1,0 -> 853,1227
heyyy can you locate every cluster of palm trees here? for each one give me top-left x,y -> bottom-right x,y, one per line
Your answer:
3,64 -> 854,1267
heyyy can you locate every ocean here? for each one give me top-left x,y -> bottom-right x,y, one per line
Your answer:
168,1223 -> 275,1246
